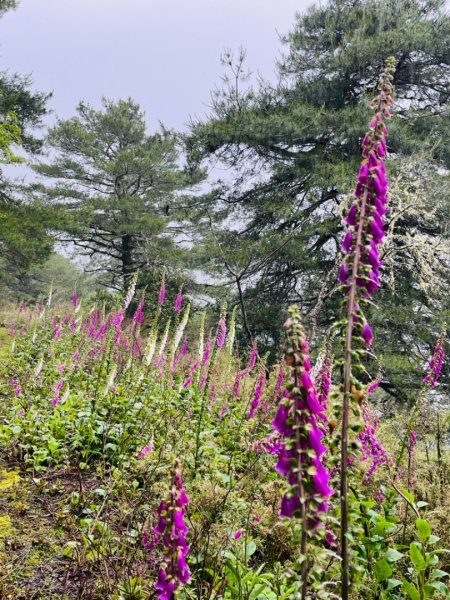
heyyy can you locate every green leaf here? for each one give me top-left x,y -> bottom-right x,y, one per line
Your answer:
428,535 -> 441,545
428,582 -> 450,598
245,541 -> 257,558
402,488 -> 415,503
402,578 -> 420,600
431,569 -> 449,580
410,543 -> 427,572
385,548 -> 404,562
386,578 -> 402,591
416,518 -> 432,541
417,501 -> 429,508
375,558 -> 393,582
426,553 -> 439,567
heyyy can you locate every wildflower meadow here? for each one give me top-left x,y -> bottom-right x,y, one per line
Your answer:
1,0 -> 450,597
0,58 -> 448,599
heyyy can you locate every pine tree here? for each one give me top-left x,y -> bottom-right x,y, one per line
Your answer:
33,98 -> 203,290
0,0 -> 53,293
186,0 -> 450,398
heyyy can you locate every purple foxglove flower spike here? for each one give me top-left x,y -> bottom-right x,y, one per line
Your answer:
216,316 -> 227,348
248,345 -> 257,371
153,461 -> 190,599
423,332 -> 445,387
272,306 -> 333,524
174,290 -> 183,313
248,371 -> 265,419
358,403 -> 392,484
158,278 -> 166,305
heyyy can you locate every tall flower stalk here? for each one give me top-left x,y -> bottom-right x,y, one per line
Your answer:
153,461 -> 190,600
273,305 -> 333,599
338,57 -> 396,599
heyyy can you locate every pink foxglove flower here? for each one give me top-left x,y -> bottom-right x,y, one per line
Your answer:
358,403 -> 392,483
275,366 -> 284,397
71,291 -> 78,308
133,295 -> 145,327
423,333 -> 445,387
137,440 -> 154,457
273,307 -> 333,520
202,338 -> 211,365
339,59 -> 396,348
248,345 -> 257,371
248,371 -> 265,419
216,317 -> 227,348
251,432 -> 282,455
153,462 -> 190,599
94,321 -> 107,341
174,290 -> 183,313
158,281 -> 166,305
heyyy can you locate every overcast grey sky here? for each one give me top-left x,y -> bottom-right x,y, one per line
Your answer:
0,0 -> 313,131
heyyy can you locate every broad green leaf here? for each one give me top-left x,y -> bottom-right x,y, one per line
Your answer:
385,548 -> 404,562
416,518 -> 432,541
427,553 -> 439,567
431,569 -> 449,580
245,541 -> 257,558
386,578 -> 402,591
402,578 -> 420,600
410,543 -> 427,572
428,535 -> 441,545
375,558 -> 393,582
428,582 -> 450,598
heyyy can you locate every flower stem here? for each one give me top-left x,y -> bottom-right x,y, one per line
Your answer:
341,185 -> 369,599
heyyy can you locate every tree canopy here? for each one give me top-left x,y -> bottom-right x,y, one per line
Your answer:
185,0 -> 450,398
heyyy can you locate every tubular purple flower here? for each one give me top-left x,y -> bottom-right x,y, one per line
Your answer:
345,204 -> 358,225
361,322 -> 374,347
309,425 -> 327,457
312,457 -> 334,497
72,291 -> 78,308
341,231 -> 353,253
339,263 -> 349,285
